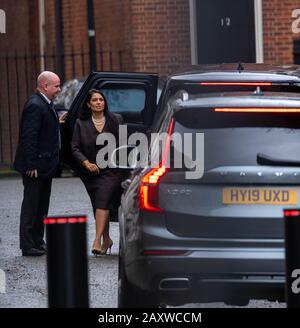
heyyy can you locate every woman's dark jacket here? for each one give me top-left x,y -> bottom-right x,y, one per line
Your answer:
71,113 -> 123,175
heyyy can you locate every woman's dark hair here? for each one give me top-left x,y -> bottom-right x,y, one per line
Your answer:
79,88 -> 119,135
80,89 -> 107,119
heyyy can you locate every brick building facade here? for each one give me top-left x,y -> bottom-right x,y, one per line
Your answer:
39,0 -> 300,74
0,0 -> 300,167
1,1 -> 300,76
41,0 -> 191,78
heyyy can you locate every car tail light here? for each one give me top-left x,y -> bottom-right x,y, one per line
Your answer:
214,107 -> 300,113
139,118 -> 175,212
199,82 -> 272,86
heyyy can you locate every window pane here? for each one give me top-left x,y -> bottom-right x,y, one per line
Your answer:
101,88 -> 146,113
174,109 -> 300,170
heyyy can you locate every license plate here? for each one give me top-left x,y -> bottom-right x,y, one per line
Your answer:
222,188 -> 298,205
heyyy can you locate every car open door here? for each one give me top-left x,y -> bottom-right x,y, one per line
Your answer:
61,72 -> 158,166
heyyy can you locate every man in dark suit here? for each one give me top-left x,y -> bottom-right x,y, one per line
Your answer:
14,71 -> 62,256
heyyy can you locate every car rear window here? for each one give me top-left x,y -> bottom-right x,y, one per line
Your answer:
173,108 -> 300,170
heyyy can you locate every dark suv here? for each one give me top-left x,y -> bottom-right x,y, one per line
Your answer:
116,64 -> 300,307
63,64 -> 300,307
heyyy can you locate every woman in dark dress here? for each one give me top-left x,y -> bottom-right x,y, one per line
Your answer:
71,89 -> 124,255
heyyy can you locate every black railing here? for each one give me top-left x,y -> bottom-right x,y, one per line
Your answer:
0,45 -> 126,167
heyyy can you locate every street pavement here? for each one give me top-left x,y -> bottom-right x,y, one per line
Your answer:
0,176 -> 285,308
0,176 -> 119,308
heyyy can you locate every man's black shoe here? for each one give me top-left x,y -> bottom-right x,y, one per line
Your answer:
22,248 -> 45,256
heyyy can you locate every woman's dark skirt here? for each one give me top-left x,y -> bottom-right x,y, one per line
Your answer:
81,169 -> 124,212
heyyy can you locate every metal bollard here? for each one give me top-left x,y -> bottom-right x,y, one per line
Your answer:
44,215 -> 89,308
284,209 -> 300,308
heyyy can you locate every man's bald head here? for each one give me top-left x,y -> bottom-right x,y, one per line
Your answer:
37,71 -> 59,87
37,71 -> 61,101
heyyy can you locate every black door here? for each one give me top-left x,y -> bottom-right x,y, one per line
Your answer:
196,0 -> 256,64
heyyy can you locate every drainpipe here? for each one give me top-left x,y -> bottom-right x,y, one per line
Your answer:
38,0 -> 45,71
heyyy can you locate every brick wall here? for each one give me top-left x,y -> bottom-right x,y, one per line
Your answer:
130,0 -> 191,75
263,0 -> 300,64
93,0 -> 133,72
61,0 -> 88,79
44,0 -> 56,54
0,0 -> 39,53
44,0 -> 130,78
0,0 -> 40,166
43,0 -> 191,76
44,0 -> 89,79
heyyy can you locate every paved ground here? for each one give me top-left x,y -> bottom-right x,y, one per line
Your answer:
0,176 -> 119,308
0,177 -> 286,308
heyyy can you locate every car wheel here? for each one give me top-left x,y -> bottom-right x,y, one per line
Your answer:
118,247 -> 158,308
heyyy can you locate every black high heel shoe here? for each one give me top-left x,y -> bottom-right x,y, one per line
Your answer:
91,239 -> 101,256
100,238 -> 113,255
91,248 -> 101,255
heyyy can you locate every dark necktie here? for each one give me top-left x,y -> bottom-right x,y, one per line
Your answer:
49,101 -> 55,112
49,101 -> 61,148
49,101 -> 59,119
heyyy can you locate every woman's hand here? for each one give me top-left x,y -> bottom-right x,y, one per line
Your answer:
26,169 -> 38,178
82,160 -> 100,174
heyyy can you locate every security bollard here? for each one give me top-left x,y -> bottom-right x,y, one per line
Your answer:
44,215 -> 89,308
284,209 -> 300,308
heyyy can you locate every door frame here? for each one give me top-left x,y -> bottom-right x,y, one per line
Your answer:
189,0 -> 264,64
